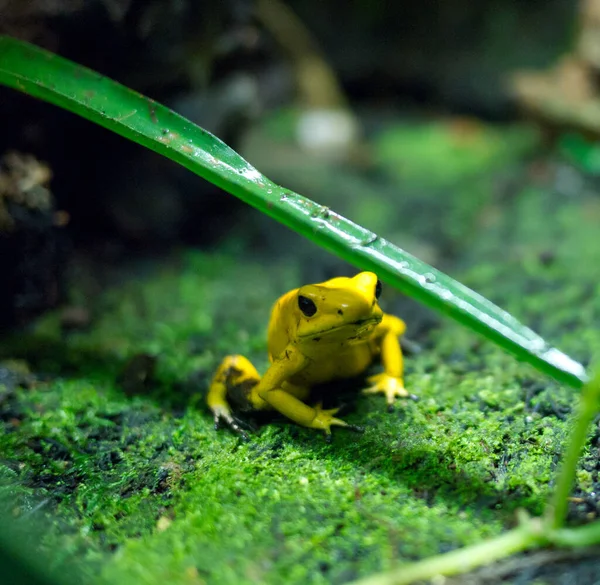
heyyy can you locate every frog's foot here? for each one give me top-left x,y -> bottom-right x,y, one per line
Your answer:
310,402 -> 364,442
211,404 -> 251,441
362,373 -> 413,411
208,354 -> 262,439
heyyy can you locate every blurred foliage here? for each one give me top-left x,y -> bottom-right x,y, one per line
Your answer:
374,122 -> 537,185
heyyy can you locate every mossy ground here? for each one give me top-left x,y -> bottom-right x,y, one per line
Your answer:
1,119 -> 599,584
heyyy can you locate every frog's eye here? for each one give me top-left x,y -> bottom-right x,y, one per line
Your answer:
375,279 -> 382,299
298,295 -> 317,317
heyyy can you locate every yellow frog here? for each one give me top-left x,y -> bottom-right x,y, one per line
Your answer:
207,272 -> 410,440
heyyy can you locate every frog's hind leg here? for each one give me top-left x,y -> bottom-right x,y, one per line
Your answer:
207,355 -> 265,438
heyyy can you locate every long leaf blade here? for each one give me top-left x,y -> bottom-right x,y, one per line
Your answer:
0,35 -> 587,389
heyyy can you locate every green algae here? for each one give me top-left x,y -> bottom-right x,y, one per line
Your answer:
1,121 -> 599,584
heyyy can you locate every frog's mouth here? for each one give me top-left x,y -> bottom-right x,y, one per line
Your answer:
299,316 -> 381,341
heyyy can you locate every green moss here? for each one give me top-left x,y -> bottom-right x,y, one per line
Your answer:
1,121 -> 599,584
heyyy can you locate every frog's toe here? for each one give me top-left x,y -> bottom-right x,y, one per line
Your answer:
212,406 -> 250,440
311,401 -> 340,416
347,423 -> 365,433
362,373 -> 410,406
310,403 -> 351,436
323,420 -> 364,442
311,402 -> 365,441
225,419 -> 251,441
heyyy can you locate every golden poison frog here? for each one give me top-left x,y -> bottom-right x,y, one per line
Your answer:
207,272 -> 410,440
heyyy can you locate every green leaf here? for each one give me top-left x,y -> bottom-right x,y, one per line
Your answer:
0,35 -> 587,389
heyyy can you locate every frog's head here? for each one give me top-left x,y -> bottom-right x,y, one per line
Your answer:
294,272 -> 384,344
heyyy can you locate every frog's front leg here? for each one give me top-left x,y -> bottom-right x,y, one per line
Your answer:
260,388 -> 355,441
363,322 -> 411,409
256,347 -> 362,440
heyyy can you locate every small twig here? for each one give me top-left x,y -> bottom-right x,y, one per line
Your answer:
256,0 -> 348,109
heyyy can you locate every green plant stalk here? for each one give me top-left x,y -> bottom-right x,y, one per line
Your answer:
552,521 -> 600,547
349,515 -> 600,585
0,35 -> 587,389
548,372 -> 600,530
351,518 -> 546,585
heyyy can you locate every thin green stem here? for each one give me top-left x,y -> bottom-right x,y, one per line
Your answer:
548,372 -> 600,530
552,521 -> 600,547
350,518 -> 546,585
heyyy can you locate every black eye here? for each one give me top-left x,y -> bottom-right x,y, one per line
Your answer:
375,280 -> 382,299
298,295 -> 317,317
